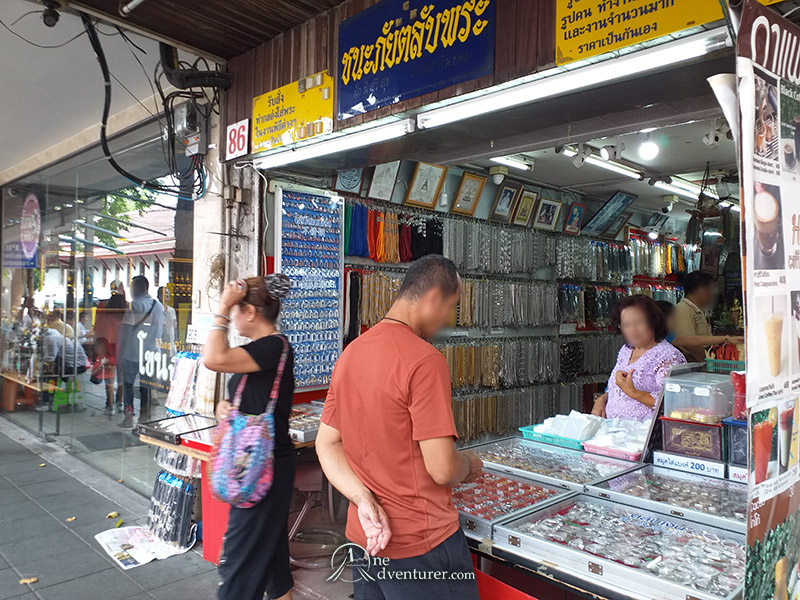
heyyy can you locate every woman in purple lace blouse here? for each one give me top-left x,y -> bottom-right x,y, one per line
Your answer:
592,295 -> 686,421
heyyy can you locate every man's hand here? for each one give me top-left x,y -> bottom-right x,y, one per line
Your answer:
461,450 -> 483,482
215,399 -> 233,421
356,495 -> 391,556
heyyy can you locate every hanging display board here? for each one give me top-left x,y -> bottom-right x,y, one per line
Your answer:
251,71 -> 334,154
555,0 -> 724,66
737,1 -> 800,597
273,187 -> 344,391
337,0 -> 495,120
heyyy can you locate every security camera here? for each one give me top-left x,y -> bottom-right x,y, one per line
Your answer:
661,204 -> 673,214
42,1 -> 60,27
489,165 -> 508,185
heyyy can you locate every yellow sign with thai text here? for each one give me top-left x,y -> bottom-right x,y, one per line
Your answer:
251,71 -> 334,153
555,0 -> 724,66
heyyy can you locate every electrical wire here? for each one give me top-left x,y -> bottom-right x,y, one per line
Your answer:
9,10 -> 41,26
0,16 -> 87,48
80,13 -> 207,201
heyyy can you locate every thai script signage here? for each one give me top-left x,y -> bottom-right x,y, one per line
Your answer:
337,0 -> 495,120
251,71 -> 334,153
555,0 -> 723,66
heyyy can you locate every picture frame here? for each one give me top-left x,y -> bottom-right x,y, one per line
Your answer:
367,161 -> 401,201
450,172 -> 487,216
334,168 -> 364,194
602,211 -> 633,239
532,197 -> 562,231
581,191 -> 637,236
404,162 -> 448,209
489,181 -> 522,223
512,190 -> 539,226
563,203 -> 587,235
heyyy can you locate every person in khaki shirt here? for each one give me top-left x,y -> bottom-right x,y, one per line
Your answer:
672,271 -> 717,363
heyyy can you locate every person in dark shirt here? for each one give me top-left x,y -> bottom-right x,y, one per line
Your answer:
203,273 -> 295,600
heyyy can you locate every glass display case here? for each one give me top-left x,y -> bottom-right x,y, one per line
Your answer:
471,437 -> 638,490
288,402 -> 323,442
494,495 -> 745,600
451,468 -> 571,540
585,465 -> 746,533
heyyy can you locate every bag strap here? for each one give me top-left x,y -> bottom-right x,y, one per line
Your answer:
230,335 -> 289,414
266,335 -> 289,415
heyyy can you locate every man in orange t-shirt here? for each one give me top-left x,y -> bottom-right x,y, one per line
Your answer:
317,255 -> 482,600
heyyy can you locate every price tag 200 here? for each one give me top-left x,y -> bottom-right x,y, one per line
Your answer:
226,118 -> 249,160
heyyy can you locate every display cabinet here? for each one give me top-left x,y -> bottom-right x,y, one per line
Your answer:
451,468 -> 572,540
584,465 -> 747,534
471,437 -> 638,491
493,495 -> 744,600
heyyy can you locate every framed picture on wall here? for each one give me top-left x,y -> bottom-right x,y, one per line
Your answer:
404,162 -> 448,209
563,203 -> 587,235
450,172 -> 487,216
512,190 -> 538,226
581,191 -> 637,235
334,169 -> 364,194
367,161 -> 401,201
602,211 -> 633,238
532,198 -> 562,231
489,181 -> 522,223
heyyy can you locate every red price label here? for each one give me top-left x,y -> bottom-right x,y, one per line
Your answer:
226,119 -> 249,160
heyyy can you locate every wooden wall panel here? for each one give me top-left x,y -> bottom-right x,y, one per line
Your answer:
223,0 -> 558,135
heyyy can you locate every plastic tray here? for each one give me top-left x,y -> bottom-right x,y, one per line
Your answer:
581,442 -> 642,462
518,426 -> 585,451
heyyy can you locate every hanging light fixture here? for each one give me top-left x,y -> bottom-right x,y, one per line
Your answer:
639,134 -> 660,160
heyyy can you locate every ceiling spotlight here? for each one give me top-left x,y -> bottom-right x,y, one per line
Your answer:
572,144 -> 592,168
639,135 -> 660,160
42,0 -> 60,27
490,155 -> 533,171
645,226 -> 660,240
599,143 -> 625,161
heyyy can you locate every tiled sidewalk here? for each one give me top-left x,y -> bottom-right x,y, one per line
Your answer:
0,427 -> 219,600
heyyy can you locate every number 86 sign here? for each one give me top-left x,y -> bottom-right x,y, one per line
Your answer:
226,118 -> 249,160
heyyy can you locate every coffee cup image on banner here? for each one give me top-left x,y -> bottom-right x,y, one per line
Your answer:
753,181 -> 785,270
757,295 -> 789,380
755,68 -> 779,162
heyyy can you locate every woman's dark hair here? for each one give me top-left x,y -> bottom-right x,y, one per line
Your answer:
241,274 -> 291,323
611,294 -> 668,341
655,300 -> 674,317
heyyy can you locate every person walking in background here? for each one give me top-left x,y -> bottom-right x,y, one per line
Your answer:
94,280 -> 127,411
118,276 -> 163,428
203,274 -> 295,600
671,271 -> 718,363
316,255 -> 482,600
90,337 -> 116,415
158,286 -> 178,349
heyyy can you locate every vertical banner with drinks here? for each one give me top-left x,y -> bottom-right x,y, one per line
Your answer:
738,1 -> 800,597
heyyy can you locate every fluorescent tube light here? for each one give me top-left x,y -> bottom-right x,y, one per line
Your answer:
654,181 -> 701,201
417,28 -> 728,130
584,156 -> 642,179
490,156 -> 532,171
253,119 -> 415,170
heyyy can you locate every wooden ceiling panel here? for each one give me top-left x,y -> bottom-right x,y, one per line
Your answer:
71,0 -> 343,59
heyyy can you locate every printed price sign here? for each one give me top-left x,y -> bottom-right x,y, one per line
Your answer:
226,118 -> 249,160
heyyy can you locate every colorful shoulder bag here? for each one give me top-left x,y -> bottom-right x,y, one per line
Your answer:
209,335 -> 288,508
